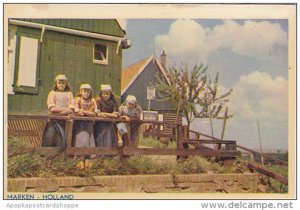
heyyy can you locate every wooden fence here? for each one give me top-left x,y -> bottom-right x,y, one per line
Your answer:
8,114 -> 240,158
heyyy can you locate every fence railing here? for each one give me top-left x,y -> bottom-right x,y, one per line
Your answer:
188,129 -> 288,185
8,114 -> 240,158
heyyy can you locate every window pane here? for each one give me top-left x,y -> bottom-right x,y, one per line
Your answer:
17,36 -> 39,87
94,44 -> 107,61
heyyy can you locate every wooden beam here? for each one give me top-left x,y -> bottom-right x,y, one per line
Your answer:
246,162 -> 288,185
65,119 -> 74,154
237,145 -> 288,166
63,147 -> 240,157
185,139 -> 236,144
8,114 -> 181,126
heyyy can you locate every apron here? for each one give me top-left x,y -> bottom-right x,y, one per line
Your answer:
94,122 -> 118,147
41,120 -> 66,151
73,121 -> 96,148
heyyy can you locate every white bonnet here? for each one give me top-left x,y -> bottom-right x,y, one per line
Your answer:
126,95 -> 137,103
55,74 -> 68,81
80,84 -> 92,90
101,84 -> 112,91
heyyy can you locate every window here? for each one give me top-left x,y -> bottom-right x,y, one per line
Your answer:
93,44 -> 108,65
14,34 -> 40,94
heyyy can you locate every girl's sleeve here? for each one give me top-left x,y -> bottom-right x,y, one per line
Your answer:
92,98 -> 98,113
137,105 -> 143,117
74,97 -> 80,112
118,105 -> 124,116
68,92 -> 75,109
113,99 -> 119,113
47,91 -> 56,110
96,97 -> 102,112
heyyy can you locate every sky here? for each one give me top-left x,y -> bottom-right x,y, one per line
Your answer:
122,19 -> 289,150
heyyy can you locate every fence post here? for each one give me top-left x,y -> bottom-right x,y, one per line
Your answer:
65,118 -> 74,156
182,125 -> 189,139
250,152 -> 255,162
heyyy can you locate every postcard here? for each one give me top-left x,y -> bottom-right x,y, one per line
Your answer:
2,3 -> 297,209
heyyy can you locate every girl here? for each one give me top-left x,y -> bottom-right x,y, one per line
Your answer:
41,74 -> 74,151
73,84 -> 97,148
94,84 -> 120,147
118,95 -> 143,148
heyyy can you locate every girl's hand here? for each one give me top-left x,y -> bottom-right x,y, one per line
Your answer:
120,116 -> 130,121
78,110 -> 84,116
103,113 -> 119,118
97,113 -> 108,118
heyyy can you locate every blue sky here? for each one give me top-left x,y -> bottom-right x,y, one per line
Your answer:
123,19 -> 288,150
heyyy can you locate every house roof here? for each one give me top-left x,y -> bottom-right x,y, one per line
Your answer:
121,55 -> 171,95
14,19 -> 126,37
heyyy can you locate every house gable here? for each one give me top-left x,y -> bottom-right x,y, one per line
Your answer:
121,55 -> 170,95
122,58 -> 176,111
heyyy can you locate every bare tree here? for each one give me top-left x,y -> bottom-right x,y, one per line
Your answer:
155,64 -> 233,129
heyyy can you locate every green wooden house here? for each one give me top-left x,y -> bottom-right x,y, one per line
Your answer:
7,19 -> 129,114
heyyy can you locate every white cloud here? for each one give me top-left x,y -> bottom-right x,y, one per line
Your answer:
191,71 -> 288,149
229,71 -> 288,122
155,19 -> 287,64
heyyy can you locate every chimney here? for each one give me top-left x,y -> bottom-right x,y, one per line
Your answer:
160,50 -> 167,70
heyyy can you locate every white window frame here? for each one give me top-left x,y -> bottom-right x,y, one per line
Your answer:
93,43 -> 108,65
14,32 -> 40,94
7,26 -> 17,95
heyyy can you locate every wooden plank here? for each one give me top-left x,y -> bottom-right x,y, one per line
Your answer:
95,19 -> 104,35
87,19 -> 94,33
8,115 -> 181,126
32,35 -> 46,111
110,40 -> 121,96
186,142 -> 214,150
48,19 -> 56,26
185,139 -> 236,144
53,33 -> 65,76
42,32 -> 55,110
59,19 -> 67,28
8,95 -> 21,113
90,19 -> 96,34
65,147 -> 240,157
63,34 -> 76,86
85,40 -> 98,91
66,19 -> 73,29
246,162 -> 288,185
76,19 -> 83,31
20,95 -> 31,113
74,36 -> 87,90
190,130 -> 222,140
65,119 -> 74,152
82,19 -> 89,32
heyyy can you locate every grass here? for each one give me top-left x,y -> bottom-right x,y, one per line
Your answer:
7,136 -> 239,178
7,136 -> 288,193
139,135 -> 177,149
261,164 -> 288,193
